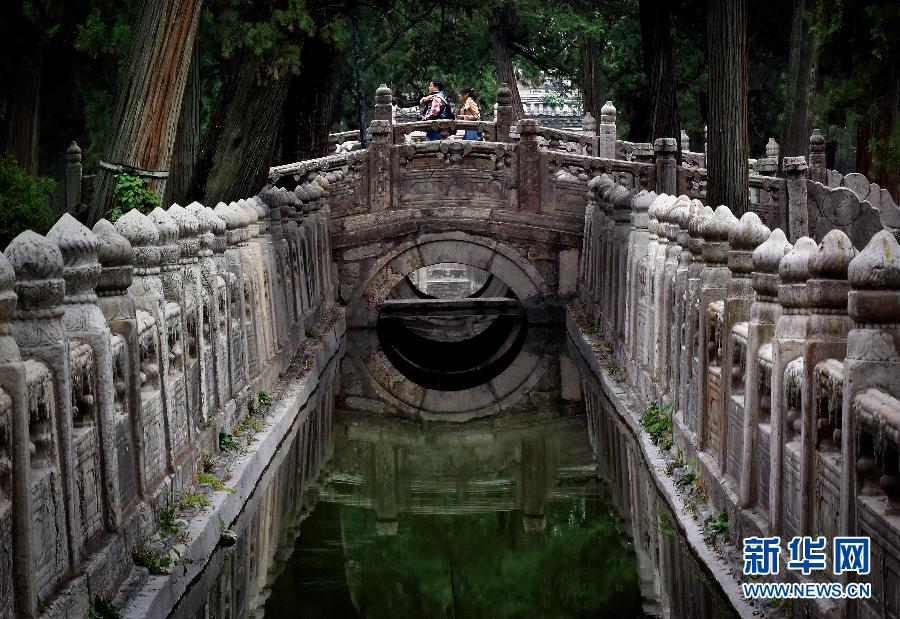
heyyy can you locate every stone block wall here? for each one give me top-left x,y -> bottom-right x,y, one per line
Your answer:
0,175 -> 336,618
579,174 -> 900,617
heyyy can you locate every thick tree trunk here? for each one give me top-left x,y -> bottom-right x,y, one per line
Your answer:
706,0 -> 749,215
188,53 -> 292,205
281,37 -> 338,163
640,0 -> 679,143
89,0 -> 203,222
5,44 -> 41,177
855,74 -> 899,196
780,0 -> 819,159
165,39 -> 201,206
490,2 -> 524,120
581,37 -> 605,124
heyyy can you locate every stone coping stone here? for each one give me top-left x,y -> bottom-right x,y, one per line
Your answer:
564,312 -> 757,619
120,311 -> 346,619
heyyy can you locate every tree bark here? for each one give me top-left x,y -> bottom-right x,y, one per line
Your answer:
581,37 -> 605,124
281,36 -> 338,163
188,53 -> 292,205
89,0 -> 203,222
490,1 -> 524,120
780,0 -> 819,159
4,42 -> 41,177
640,0 -> 679,143
706,0 -> 749,215
165,38 -> 201,206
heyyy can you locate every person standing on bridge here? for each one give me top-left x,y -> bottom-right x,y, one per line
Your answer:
456,86 -> 482,140
420,78 -> 451,140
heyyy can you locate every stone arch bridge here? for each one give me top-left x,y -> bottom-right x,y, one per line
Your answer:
0,82 -> 898,618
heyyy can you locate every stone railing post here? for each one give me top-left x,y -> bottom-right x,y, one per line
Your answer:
720,212 -> 770,476
368,84 -> 393,212
766,137 -> 780,163
598,101 -> 617,159
581,112 -> 599,156
683,204 -> 714,433
65,141 -> 82,214
654,138 -> 678,196
698,205 -> 738,455
840,230 -> 900,549
517,119 -> 541,214
5,231 -> 82,573
808,129 -> 827,184
798,230 -> 856,536
625,190 -> 655,386
93,218 -> 146,509
739,228 -> 791,509
48,214 -> 123,532
680,130 -> 690,153
495,84 -> 513,143
769,236 -> 816,535
783,156 -> 809,242
672,199 -> 701,411
0,251 -> 35,618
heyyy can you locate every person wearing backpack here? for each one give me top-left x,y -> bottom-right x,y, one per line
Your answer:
420,78 -> 453,140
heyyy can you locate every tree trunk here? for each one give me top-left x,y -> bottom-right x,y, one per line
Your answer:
188,53 -> 292,205
5,44 -> 41,177
640,0 -> 679,143
581,37 -> 605,124
706,0 -> 749,215
89,0 -> 203,222
490,2 -> 524,120
165,38 -> 201,206
780,0 -> 819,159
281,37 -> 338,163
855,73 -> 899,197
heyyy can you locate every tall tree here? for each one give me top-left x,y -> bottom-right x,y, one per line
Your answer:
706,0 -> 749,214
89,0 -> 203,221
0,10 -> 43,177
166,39 -> 201,206
281,35 -> 340,163
490,1 -> 525,120
780,0 -> 818,159
188,53 -> 292,205
581,36 -> 605,124
639,0 -> 679,143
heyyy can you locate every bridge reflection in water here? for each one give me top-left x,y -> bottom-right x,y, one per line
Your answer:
170,323 -> 740,618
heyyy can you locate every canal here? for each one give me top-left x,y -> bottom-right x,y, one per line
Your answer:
171,321 -> 739,618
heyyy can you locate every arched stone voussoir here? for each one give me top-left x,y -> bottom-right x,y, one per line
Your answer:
346,232 -> 553,327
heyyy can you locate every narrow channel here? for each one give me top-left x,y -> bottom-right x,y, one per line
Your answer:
169,314 -> 740,618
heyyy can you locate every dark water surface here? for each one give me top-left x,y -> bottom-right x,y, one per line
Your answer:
173,324 -> 738,618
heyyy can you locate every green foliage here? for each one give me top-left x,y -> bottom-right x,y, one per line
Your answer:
675,468 -> 697,489
158,502 -> 180,537
704,511 -> 729,542
179,493 -> 211,510
218,430 -> 236,452
132,546 -> 172,575
0,154 -> 56,248
541,91 -> 566,108
109,173 -> 161,221
258,390 -> 273,406
639,401 -> 674,449
198,472 -> 235,493
37,596 -> 50,614
88,597 -> 121,619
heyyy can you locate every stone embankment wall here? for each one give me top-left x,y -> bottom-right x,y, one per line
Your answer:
577,172 -> 900,617
0,174 -> 337,617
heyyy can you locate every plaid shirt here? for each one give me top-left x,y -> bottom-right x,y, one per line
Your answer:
421,92 -> 447,120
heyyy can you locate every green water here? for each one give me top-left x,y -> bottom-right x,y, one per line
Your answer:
263,413 -> 651,618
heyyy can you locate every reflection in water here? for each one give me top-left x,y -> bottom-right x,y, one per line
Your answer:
171,326 -> 740,619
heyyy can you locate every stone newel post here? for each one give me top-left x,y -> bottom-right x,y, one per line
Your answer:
368,84 -> 393,212
808,129 -> 827,184
783,156 -> 809,242
598,101 -> 617,159
517,119 -> 542,214
65,141 -> 82,214
840,231 -> 900,537
654,137 -> 678,197
495,84 -> 513,143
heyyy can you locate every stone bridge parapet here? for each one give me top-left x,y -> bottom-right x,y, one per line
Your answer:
577,172 -> 900,618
